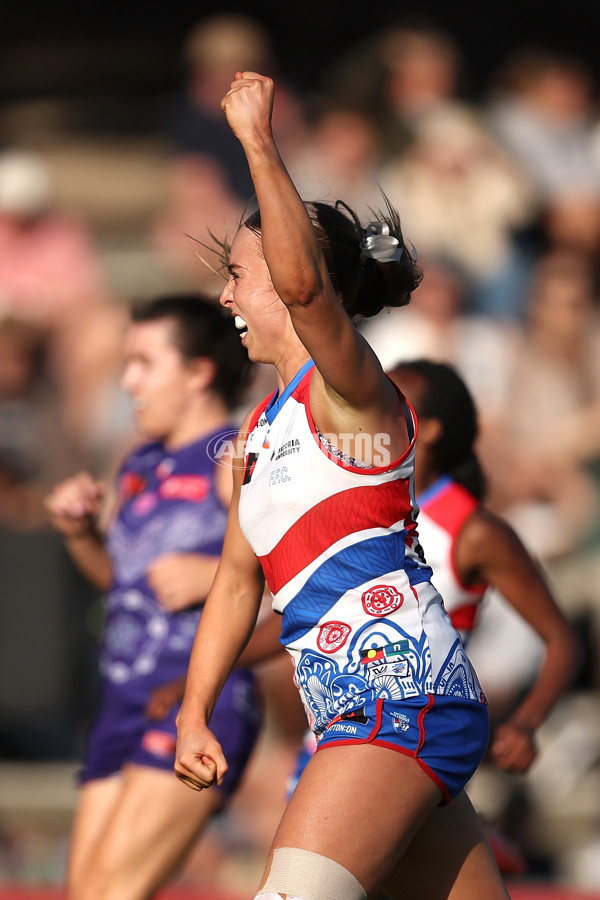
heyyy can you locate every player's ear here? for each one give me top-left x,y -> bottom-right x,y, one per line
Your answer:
418,417 -> 443,448
189,357 -> 217,393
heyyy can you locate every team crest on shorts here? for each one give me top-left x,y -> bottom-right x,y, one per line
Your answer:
317,621 -> 351,653
362,584 -> 404,617
390,711 -> 411,733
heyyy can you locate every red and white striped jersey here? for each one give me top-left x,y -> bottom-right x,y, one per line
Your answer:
417,477 -> 487,642
238,362 -> 486,734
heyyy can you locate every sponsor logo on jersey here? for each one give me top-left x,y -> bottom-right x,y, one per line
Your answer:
158,475 -> 210,501
317,621 -> 351,653
271,438 -> 301,461
362,584 -> 404,617
119,471 -> 146,500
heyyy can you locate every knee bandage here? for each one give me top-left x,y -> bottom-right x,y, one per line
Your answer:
255,846 -> 367,900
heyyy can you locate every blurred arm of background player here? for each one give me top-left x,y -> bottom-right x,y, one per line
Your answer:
45,470 -> 221,608
458,508 -> 580,773
44,471 -> 112,590
45,470 -> 225,721
146,601 -> 284,721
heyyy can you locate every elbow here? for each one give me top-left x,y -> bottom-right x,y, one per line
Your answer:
279,285 -> 320,310
278,268 -> 325,310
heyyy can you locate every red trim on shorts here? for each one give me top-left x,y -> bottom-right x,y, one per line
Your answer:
369,738 -> 450,803
413,756 -> 451,804
316,736 -> 451,804
368,698 -> 385,741
314,694 -> 453,803
416,694 -> 435,754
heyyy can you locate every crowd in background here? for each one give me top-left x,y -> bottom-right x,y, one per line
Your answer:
0,11 -> 599,893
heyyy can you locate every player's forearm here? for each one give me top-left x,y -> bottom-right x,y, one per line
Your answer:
242,139 -> 329,309
188,554 -> 221,602
65,530 -> 113,591
179,576 -> 262,724
236,609 -> 283,667
507,629 -> 579,732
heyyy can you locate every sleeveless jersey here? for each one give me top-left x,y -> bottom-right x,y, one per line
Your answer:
417,476 -> 487,640
238,363 -> 485,737
102,428 -> 231,705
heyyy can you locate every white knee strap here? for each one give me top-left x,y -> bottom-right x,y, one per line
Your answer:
255,846 -> 367,900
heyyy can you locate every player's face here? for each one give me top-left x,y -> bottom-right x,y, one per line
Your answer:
121,319 -> 196,442
386,367 -> 435,472
219,227 -> 292,363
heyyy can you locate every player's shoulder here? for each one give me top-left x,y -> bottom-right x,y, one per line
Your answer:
119,440 -> 163,473
458,505 -> 519,565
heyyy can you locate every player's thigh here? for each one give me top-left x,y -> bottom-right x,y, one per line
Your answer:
262,742 -> 442,894
89,763 -> 222,888
68,775 -> 123,890
381,790 -> 510,900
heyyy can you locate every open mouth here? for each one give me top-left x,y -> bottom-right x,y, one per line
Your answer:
234,315 -> 248,339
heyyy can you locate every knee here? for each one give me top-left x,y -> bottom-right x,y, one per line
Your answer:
254,895 -> 311,900
67,861 -> 121,900
256,847 -> 366,900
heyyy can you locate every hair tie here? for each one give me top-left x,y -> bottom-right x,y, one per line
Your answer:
359,221 -> 403,265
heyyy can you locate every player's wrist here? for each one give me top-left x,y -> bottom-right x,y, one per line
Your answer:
65,521 -> 98,541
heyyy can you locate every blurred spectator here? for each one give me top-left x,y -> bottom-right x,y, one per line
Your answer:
486,48 -> 600,285
0,149 -> 131,473
510,250 -> 600,465
0,316 -> 75,529
288,103 -> 383,215
153,14 -> 307,288
50,298 -> 132,474
377,25 -> 466,156
0,150 -> 108,329
360,257 -> 520,427
323,23 -> 466,159
379,106 -> 535,317
484,249 -> 600,560
487,48 -> 600,203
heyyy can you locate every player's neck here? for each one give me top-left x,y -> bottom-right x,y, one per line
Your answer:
164,395 -> 230,451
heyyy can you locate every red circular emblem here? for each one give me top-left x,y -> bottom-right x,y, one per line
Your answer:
362,584 -> 404,617
317,621 -> 351,654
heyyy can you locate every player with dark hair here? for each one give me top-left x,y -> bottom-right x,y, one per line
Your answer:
46,293 -> 260,900
387,359 -> 577,768
175,72 -> 511,900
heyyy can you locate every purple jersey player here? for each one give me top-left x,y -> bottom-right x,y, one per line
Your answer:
46,294 -> 260,900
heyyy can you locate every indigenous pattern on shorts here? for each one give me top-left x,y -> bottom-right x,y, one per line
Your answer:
238,364 -> 486,736
102,429 -> 231,705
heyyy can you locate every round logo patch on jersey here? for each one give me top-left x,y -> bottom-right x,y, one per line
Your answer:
362,584 -> 404,617
317,621 -> 351,653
